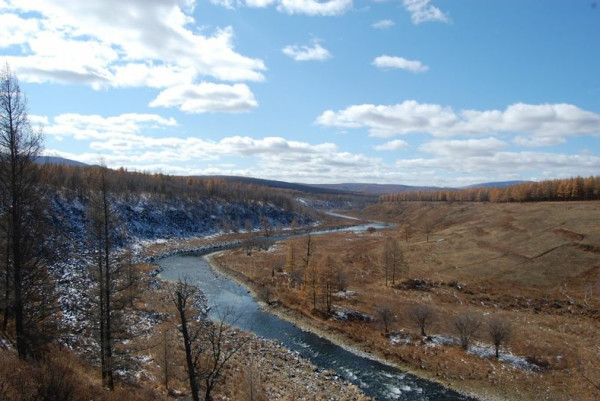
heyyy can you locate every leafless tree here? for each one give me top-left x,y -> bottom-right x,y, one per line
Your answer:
383,237 -> 405,286
171,278 -> 249,401
579,353 -> 600,394
486,316 -> 511,358
200,307 -> 249,401
257,284 -> 273,305
171,277 -> 203,401
161,327 -> 173,393
260,216 -> 272,237
374,304 -> 395,335
451,312 -> 481,350
284,240 -> 299,287
318,255 -> 335,313
302,235 -> 314,271
0,64 -> 55,359
244,219 -> 253,234
304,263 -> 318,310
334,268 -> 348,292
87,163 -> 136,389
407,304 -> 437,337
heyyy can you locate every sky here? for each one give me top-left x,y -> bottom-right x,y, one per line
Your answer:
1,0 -> 599,187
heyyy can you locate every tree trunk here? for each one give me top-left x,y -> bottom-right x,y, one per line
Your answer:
177,291 -> 200,401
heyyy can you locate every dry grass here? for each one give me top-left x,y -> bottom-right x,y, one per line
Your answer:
0,346 -> 169,401
214,201 -> 600,401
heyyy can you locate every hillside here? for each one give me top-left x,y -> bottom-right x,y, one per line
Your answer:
214,200 -> 600,401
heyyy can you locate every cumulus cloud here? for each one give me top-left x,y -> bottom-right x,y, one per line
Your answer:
374,139 -> 409,151
372,19 -> 394,29
38,111 -> 600,185
41,113 -> 177,141
209,0 -> 352,15
419,137 -> 507,157
1,0 -> 265,109
316,101 -> 600,143
38,110 -> 399,183
372,55 -> 429,73
402,0 -> 450,24
282,41 -> 332,61
278,0 -> 352,15
149,83 -> 258,113
395,152 -> 600,178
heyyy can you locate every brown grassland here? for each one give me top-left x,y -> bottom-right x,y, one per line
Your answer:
213,201 -> 600,401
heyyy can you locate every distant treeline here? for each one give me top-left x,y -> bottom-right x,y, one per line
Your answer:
379,176 -> 600,203
39,163 -> 298,210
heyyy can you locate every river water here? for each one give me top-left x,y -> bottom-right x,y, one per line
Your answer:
158,251 -> 476,401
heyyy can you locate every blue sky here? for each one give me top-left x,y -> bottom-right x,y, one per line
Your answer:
1,0 -> 599,186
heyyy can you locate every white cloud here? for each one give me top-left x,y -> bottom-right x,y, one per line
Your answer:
40,113 -> 177,141
1,1 -> 266,92
372,55 -> 429,73
419,137 -> 507,157
149,83 -> 258,113
402,0 -> 450,24
245,0 -> 278,7
316,101 -> 459,137
277,0 -> 353,16
39,111 -> 600,185
372,19 -> 394,29
209,0 -> 352,15
374,139 -> 409,151
395,152 -> 600,178
282,41 -> 332,61
316,101 -> 600,142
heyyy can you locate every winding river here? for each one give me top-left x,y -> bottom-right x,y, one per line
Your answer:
158,225 -> 477,401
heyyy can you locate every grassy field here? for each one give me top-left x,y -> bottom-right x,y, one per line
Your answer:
214,201 -> 600,401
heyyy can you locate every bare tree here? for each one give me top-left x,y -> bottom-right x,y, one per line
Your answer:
86,164 -> 139,389
302,234 -> 314,272
259,216 -> 272,237
200,307 -> 249,401
161,327 -> 173,393
303,263 -> 319,310
171,278 -> 249,401
383,238 -> 405,286
171,277 -> 203,401
334,268 -> 348,292
318,255 -> 335,313
451,312 -> 481,350
407,304 -> 437,337
284,241 -> 297,287
487,316 -> 511,358
235,347 -> 267,401
374,304 -> 395,335
0,64 -> 53,359
403,224 -> 411,242
257,284 -> 273,305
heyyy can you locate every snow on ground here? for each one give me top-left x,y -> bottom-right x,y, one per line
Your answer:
467,343 -> 539,371
333,290 -> 357,298
389,331 -> 412,346
420,334 -> 538,371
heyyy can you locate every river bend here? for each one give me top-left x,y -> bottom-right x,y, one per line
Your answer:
158,252 -> 476,401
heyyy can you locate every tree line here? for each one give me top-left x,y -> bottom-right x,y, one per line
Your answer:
39,162 -> 300,212
380,176 -> 600,203
0,65 -> 257,399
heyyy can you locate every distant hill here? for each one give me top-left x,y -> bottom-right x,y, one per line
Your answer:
198,175 -> 354,195
461,180 -> 531,189
36,156 -> 88,167
309,183 -> 443,195
34,161 -> 531,196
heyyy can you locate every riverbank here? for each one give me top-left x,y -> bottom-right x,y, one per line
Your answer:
153,249 -> 373,401
205,252 -> 502,401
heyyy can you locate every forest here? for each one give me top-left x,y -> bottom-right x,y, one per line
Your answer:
379,176 -> 600,203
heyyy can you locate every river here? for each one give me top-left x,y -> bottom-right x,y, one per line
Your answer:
158,248 -> 477,401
